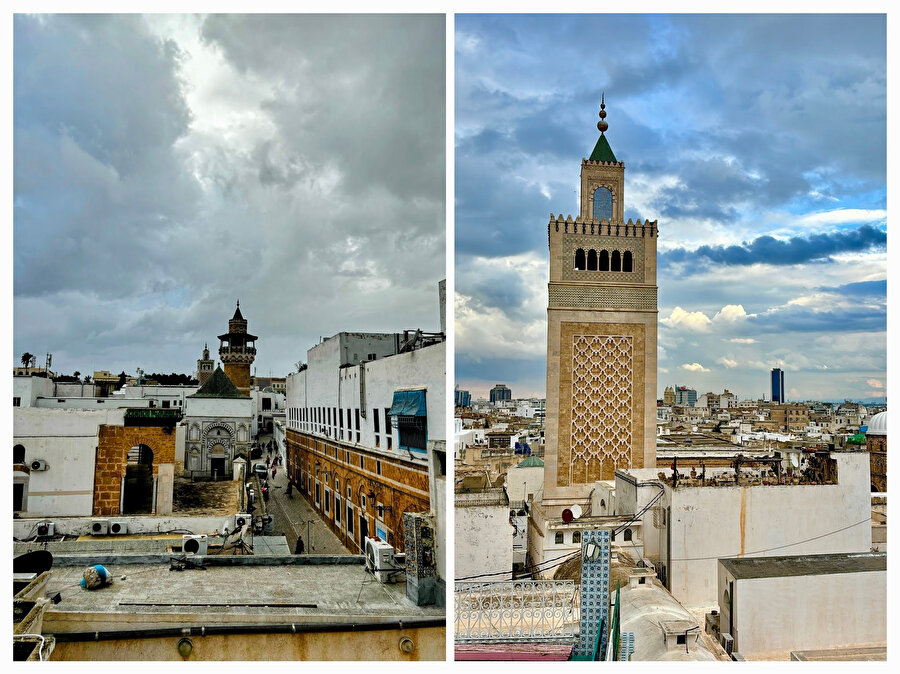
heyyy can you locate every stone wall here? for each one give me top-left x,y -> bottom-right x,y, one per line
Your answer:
93,425 -> 176,515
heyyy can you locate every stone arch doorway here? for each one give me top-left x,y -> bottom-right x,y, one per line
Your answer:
209,443 -> 227,480
123,444 -> 154,513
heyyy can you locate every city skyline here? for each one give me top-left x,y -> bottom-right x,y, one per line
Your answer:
455,14 -> 886,401
14,14 -> 446,380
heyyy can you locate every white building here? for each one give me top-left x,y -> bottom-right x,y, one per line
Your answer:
615,449 -> 872,606
13,407 -> 126,516
454,488 -> 513,581
179,367 -> 252,479
717,552 -> 886,659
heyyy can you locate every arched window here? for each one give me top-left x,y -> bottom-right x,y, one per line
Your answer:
611,250 -> 621,272
14,444 -> 26,464
599,249 -> 609,271
623,250 -> 633,272
593,187 -> 613,221
555,531 -> 564,544
574,249 -> 586,270
623,528 -> 633,542
572,531 -> 582,544
587,249 -> 598,271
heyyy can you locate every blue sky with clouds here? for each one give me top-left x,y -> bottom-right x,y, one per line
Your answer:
455,14 -> 886,402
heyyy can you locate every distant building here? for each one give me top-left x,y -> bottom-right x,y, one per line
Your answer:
196,344 -> 215,385
663,386 -> 675,406
866,410 -> 887,492
771,367 -> 785,403
455,388 -> 471,407
674,386 -> 697,407
489,384 -> 512,403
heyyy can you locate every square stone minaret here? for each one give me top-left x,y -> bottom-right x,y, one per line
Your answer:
542,100 -> 657,507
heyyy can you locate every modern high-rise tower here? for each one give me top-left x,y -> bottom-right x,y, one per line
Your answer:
218,301 -> 256,397
771,367 -> 785,403
542,98 -> 658,505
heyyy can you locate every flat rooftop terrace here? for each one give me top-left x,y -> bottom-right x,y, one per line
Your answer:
39,556 -> 444,635
720,552 -> 886,580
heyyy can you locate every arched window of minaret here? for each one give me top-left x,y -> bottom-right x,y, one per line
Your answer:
623,250 -> 633,272
593,187 -> 613,221
611,250 -> 621,272
574,248 -> 586,270
587,249 -> 598,271
599,249 -> 609,271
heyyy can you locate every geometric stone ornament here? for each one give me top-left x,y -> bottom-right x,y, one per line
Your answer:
569,334 -> 633,484
575,529 -> 611,658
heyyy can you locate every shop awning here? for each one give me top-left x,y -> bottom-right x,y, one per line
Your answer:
388,389 -> 426,416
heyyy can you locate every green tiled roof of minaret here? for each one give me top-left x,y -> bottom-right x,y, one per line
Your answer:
589,133 -> 617,163
189,365 -> 244,398
589,93 -> 618,162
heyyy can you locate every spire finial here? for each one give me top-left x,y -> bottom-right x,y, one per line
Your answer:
236,299 -> 240,308
597,92 -> 609,134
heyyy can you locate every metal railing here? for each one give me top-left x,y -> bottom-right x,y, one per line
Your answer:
455,579 -> 578,643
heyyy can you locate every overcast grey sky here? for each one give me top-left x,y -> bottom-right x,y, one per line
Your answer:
455,14 -> 886,402
14,14 -> 446,379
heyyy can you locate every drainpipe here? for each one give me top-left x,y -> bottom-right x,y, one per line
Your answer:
118,476 -> 125,514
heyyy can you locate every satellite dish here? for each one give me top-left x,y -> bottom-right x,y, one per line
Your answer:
790,453 -> 800,468
562,508 -> 574,523
571,504 -> 583,520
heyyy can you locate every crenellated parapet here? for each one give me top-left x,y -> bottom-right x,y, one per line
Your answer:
582,158 -> 625,168
548,214 -> 658,241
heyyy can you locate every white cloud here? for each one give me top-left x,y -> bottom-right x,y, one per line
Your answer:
713,304 -> 754,322
717,357 -> 738,368
867,378 -> 884,389
728,337 -> 757,344
661,306 -> 712,332
680,362 -> 710,373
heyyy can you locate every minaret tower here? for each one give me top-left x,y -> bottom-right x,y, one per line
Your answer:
542,97 -> 658,507
196,343 -> 214,385
218,301 -> 257,397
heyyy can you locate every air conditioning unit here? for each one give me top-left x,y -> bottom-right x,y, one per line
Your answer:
90,519 -> 109,535
182,534 -> 209,555
365,537 -> 404,583
109,519 -> 129,535
234,513 -> 252,530
720,633 -> 734,655
36,521 -> 55,537
30,459 -> 49,471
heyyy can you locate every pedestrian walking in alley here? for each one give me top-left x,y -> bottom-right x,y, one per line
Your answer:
265,456 -> 270,468
294,535 -> 304,555
272,466 -> 277,479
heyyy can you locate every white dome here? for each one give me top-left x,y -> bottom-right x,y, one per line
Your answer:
866,410 -> 887,436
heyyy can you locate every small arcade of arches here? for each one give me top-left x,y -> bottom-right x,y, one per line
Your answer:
574,248 -> 633,272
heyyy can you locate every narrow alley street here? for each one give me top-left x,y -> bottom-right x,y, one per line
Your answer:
255,434 -> 350,556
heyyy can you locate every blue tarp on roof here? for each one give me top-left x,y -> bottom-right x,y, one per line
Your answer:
388,389 -> 426,416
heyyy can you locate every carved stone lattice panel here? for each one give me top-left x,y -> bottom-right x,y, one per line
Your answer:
570,335 -> 632,484
556,322 -> 646,486
562,234 -> 645,283
549,284 -> 657,311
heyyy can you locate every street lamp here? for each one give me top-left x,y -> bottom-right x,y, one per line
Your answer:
304,518 -> 316,554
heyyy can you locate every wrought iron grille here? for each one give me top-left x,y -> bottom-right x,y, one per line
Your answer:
454,580 -> 578,643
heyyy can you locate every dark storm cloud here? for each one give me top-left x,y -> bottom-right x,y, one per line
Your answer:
745,304 -> 887,335
456,354 -> 546,391
817,279 -> 886,299
660,224 -> 886,269
14,14 -> 446,378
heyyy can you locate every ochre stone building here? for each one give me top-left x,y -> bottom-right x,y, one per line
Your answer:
93,410 -> 178,515
542,99 -> 658,507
